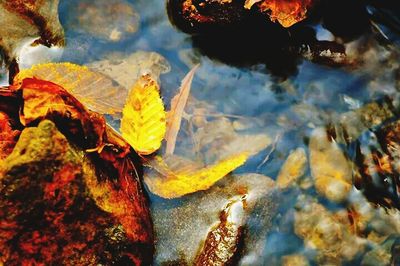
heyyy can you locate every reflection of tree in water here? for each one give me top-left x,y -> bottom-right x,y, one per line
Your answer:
167,0 -> 400,78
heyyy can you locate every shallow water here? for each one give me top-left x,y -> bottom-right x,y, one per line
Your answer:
6,0 -> 400,265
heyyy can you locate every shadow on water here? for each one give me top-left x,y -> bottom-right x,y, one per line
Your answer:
165,0 -> 400,79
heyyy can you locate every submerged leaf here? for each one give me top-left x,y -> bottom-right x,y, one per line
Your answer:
14,62 -> 127,115
144,153 -> 249,198
121,75 -> 166,155
165,65 -> 199,155
87,50 -> 171,90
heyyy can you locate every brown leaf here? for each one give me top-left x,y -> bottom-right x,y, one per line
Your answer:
14,63 -> 127,115
165,65 -> 199,155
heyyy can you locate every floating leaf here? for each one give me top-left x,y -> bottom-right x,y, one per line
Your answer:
144,152 -> 248,198
165,65 -> 199,155
121,74 -> 166,155
14,62 -> 127,115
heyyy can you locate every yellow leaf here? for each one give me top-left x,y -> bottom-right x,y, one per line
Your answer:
121,74 -> 166,155
165,64 -> 199,155
14,62 -> 128,115
144,153 -> 249,198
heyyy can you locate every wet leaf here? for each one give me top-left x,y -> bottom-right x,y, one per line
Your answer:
14,62 -> 127,115
165,65 -> 199,155
17,78 -> 106,150
144,153 -> 249,198
309,128 -> 353,202
121,74 -> 166,155
87,50 -> 171,90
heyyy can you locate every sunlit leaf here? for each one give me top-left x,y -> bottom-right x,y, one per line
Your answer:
144,152 -> 249,198
14,62 -> 127,115
121,74 -> 166,155
165,65 -> 199,155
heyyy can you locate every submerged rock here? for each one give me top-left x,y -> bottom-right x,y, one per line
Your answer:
277,147 -> 308,189
151,173 -> 277,265
294,197 -> 366,265
309,127 -> 353,202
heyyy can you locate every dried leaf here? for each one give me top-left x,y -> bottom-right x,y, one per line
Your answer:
165,65 -> 199,155
14,62 -> 127,115
144,152 -> 249,198
121,74 -> 166,155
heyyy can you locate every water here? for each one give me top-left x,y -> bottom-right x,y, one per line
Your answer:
12,0 -> 400,265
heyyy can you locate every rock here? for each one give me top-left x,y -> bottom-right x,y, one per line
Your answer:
294,197 -> 366,265
277,148 -> 307,189
282,254 -> 310,266
309,127 -> 353,202
152,173 -> 278,265
67,0 -> 139,42
0,79 -> 153,265
361,235 -> 400,266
